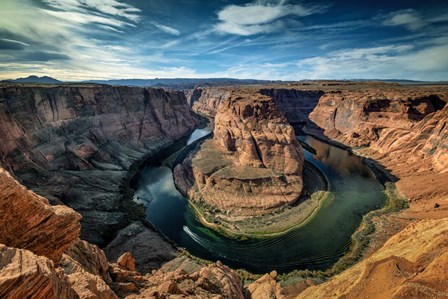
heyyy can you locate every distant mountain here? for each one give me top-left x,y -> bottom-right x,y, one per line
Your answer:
2,75 -> 62,84
349,79 -> 448,85
85,78 -> 285,89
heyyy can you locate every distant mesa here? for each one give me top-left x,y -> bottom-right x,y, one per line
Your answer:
2,75 -> 62,84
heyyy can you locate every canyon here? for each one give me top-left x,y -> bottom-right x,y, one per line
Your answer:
0,82 -> 447,298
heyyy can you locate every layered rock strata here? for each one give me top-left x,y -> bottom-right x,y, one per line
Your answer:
186,87 -> 231,118
175,92 -> 304,217
307,90 -> 448,201
0,167 -> 80,261
186,87 -> 324,125
0,84 -> 202,267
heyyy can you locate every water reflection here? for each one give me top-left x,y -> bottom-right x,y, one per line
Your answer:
304,136 -> 373,178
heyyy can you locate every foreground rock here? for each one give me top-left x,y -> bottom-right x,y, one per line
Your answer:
297,218 -> 448,298
175,92 -> 304,218
116,258 -> 245,299
0,245 -> 78,299
0,167 -> 80,261
0,166 -> 117,298
0,163 -> 248,299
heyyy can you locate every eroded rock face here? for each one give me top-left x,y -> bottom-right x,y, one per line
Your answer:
308,90 -> 448,201
0,166 -> 81,261
186,87 -> 231,118
0,165 -> 119,298
0,245 -> 78,299
113,257 -> 245,299
0,84 -> 202,248
175,92 -> 304,216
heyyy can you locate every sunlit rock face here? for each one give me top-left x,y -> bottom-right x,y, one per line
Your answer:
309,91 -> 448,174
175,91 -> 304,216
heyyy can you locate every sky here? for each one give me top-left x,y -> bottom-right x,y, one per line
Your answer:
0,0 -> 448,81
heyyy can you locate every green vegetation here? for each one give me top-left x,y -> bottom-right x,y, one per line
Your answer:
278,178 -> 408,286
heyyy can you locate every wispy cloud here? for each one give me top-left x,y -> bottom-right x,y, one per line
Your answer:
382,9 -> 426,31
43,0 -> 141,22
295,42 -> 448,80
214,0 -> 326,36
151,22 -> 181,36
1,38 -> 30,47
1,0 -> 448,81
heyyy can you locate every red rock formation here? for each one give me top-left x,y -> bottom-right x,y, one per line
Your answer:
308,90 -> 448,201
0,166 -> 81,261
0,165 -> 119,298
113,257 -> 245,299
0,245 -> 78,299
175,92 -> 304,216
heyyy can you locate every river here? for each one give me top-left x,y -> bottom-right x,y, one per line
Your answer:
133,128 -> 386,273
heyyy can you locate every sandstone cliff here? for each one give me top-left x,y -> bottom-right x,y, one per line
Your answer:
186,87 -> 231,118
186,87 -> 324,126
307,90 -> 448,202
175,92 -> 304,217
0,244 -> 78,299
0,84 -> 202,265
0,167 -> 80,261
0,165 -> 118,298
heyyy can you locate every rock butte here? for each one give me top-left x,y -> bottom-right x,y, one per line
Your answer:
0,81 -> 447,298
175,92 -> 305,217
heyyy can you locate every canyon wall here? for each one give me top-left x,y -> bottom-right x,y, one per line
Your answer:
186,87 -> 231,118
0,84 -> 203,267
307,90 -> 448,201
175,91 -> 304,216
186,87 -> 324,126
260,88 -> 324,125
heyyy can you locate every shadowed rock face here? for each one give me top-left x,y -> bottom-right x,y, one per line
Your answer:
185,87 -> 324,125
260,89 -> 325,125
0,85 -> 202,246
186,87 -> 231,118
175,92 -> 304,216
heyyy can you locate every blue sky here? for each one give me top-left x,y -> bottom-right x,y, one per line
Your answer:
0,0 -> 447,81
